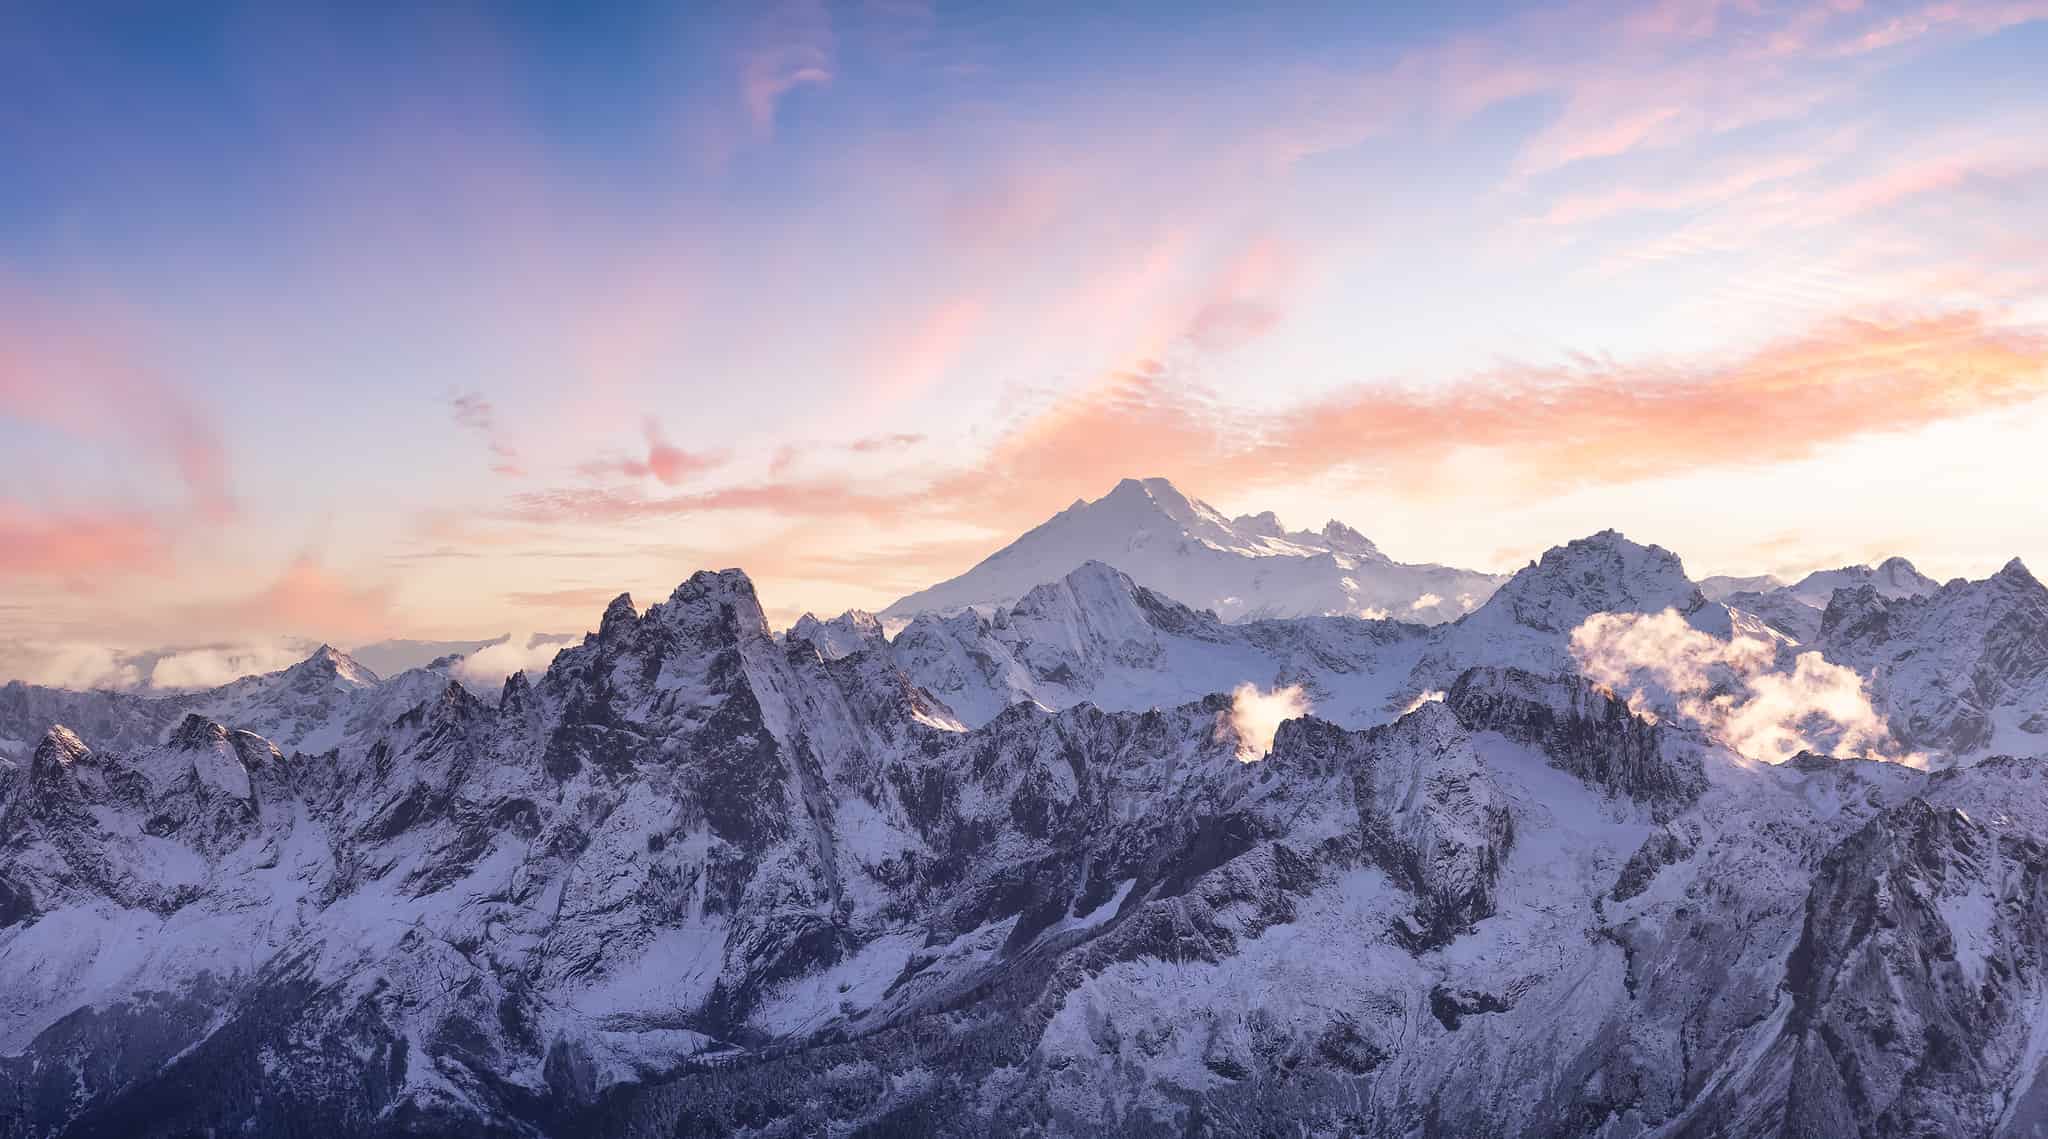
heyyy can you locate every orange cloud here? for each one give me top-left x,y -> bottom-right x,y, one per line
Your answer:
1241,309 -> 2048,491
933,307 -> 2048,529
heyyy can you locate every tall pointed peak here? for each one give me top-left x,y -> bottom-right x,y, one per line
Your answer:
599,592 -> 638,638
1320,519 -> 1384,558
289,643 -> 379,687
1995,557 -> 2037,586
32,725 -> 90,771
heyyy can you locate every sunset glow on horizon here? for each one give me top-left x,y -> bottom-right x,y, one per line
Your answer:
5,0 -> 2047,684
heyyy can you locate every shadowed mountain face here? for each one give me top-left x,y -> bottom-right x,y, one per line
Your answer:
4,537 -> 2047,1138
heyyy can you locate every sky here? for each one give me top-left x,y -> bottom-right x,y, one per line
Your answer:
3,0 -> 2047,686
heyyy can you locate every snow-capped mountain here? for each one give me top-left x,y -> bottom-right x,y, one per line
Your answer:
879,477 -> 1505,625
1409,528 -> 1731,691
1818,558 -> 2048,759
0,644 -> 452,763
1706,557 -> 1942,646
3,534 -> 2046,1137
1780,555 -> 1941,608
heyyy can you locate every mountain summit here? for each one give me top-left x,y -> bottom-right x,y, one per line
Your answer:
880,477 -> 1505,624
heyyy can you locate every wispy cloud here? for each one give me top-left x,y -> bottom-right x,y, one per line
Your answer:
0,284 -> 233,521
739,0 -> 834,138
449,391 -> 526,477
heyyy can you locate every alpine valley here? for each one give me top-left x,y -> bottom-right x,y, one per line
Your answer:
5,479 -> 2048,1138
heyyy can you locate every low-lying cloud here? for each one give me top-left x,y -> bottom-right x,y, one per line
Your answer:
1221,681 -> 1312,761
453,633 -> 575,689
0,638 -> 318,691
0,642 -> 146,691
1570,608 -> 1921,766
150,642 -> 319,690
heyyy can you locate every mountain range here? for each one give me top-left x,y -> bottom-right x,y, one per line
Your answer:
3,488 -> 2047,1137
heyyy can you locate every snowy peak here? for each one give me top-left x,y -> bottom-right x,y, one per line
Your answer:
1475,529 -> 1727,637
789,609 -> 887,660
1318,519 -> 1383,559
599,592 -> 638,639
31,724 -> 91,771
1783,556 -> 1939,607
1995,556 -> 2038,587
658,568 -> 774,642
1817,557 -> 2048,758
1007,560 -> 1162,652
881,476 -> 1502,624
285,643 -> 381,689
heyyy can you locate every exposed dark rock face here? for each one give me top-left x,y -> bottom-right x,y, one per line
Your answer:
1446,665 -> 1704,818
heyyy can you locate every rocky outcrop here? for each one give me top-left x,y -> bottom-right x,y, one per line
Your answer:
1445,665 -> 1704,817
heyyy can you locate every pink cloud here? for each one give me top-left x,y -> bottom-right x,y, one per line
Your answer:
1182,237 -> 1303,352
580,417 -> 725,486
0,502 -> 164,582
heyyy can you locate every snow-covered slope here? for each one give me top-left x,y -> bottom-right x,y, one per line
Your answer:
1781,555 -> 1940,608
874,560 -> 1433,729
880,477 -> 1505,624
1723,588 -> 1826,643
1698,572 -> 1786,601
